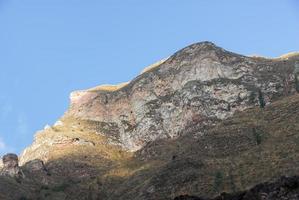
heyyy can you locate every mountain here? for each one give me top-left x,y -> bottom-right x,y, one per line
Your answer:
1,42 -> 299,200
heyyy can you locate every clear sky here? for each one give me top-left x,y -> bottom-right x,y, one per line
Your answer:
0,0 -> 298,156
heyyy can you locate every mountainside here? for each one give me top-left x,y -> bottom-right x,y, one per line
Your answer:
1,42 -> 299,200
175,176 -> 299,200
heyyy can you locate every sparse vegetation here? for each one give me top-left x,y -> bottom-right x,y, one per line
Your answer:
295,74 -> 299,93
140,57 -> 169,74
51,182 -> 70,192
283,74 -> 292,96
258,89 -> 266,108
213,171 -> 223,193
252,128 -> 262,145
249,91 -> 256,104
228,169 -> 236,193
87,82 -> 129,92
294,62 -> 299,93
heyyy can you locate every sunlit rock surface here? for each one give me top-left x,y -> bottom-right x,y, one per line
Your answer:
63,42 -> 298,151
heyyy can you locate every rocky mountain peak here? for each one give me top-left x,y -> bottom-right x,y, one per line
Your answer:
60,42 -> 297,152
19,42 -> 299,157
1,41 -> 299,200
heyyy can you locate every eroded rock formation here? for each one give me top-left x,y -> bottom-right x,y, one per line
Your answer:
22,42 -> 299,162
0,154 -> 24,178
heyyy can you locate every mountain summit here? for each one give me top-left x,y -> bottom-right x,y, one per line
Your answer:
1,42 -> 299,200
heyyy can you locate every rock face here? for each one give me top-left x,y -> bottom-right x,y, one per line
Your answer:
0,154 -> 23,178
20,42 -> 299,163
1,42 -> 299,200
62,42 -> 297,151
23,159 -> 47,172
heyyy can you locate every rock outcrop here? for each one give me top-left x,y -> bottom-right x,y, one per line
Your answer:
23,159 -> 47,172
66,42 -> 297,151
0,154 -> 24,178
22,42 -> 299,160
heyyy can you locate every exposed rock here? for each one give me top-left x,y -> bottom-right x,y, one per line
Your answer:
23,159 -> 47,172
20,42 -> 299,164
62,41 -> 298,151
0,154 -> 24,178
54,120 -> 63,127
44,124 -> 51,130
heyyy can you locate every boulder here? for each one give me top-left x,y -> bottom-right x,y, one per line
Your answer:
0,153 -> 24,178
23,159 -> 47,172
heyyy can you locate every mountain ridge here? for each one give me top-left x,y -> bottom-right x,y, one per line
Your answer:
70,41 -> 299,94
1,41 -> 299,200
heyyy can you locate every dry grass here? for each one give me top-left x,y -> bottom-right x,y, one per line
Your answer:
74,58 -> 168,93
87,82 -> 129,92
140,57 -> 169,74
249,51 -> 299,60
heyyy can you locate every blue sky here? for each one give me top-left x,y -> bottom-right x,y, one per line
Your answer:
0,0 -> 298,156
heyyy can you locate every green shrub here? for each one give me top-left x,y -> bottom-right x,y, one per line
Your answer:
249,91 -> 256,104
258,89 -> 266,108
228,170 -> 236,193
253,128 -> 262,145
51,182 -> 70,192
295,74 -> 299,93
294,62 -> 299,93
213,171 -> 224,193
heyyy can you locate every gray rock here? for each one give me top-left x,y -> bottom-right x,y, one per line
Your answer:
63,42 -> 298,151
23,159 -> 47,172
0,153 -> 24,178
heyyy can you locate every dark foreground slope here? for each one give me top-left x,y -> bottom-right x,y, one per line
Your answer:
0,42 -> 299,200
174,176 -> 299,200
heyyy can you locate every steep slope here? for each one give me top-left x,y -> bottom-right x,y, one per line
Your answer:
1,41 -> 299,200
124,93 -> 299,199
22,41 -> 299,159
174,176 -> 299,200
2,92 -> 299,200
